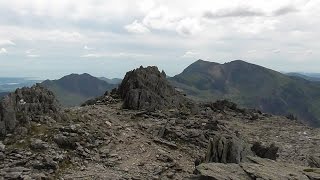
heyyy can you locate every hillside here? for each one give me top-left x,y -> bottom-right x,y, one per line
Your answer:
42,73 -> 117,106
99,77 -> 122,84
287,72 -> 320,82
170,59 -> 320,127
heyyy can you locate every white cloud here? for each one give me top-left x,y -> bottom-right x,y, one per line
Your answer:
81,52 -> 151,58
0,0 -> 319,76
272,49 -> 281,53
0,26 -> 87,43
182,51 -> 199,58
125,20 -> 150,33
137,5 -> 204,36
25,49 -> 34,54
25,49 -> 40,57
176,18 -> 202,36
204,7 -> 265,18
27,54 -> 40,58
84,45 -> 94,50
0,48 -> 7,54
247,50 -> 258,54
0,40 -> 15,46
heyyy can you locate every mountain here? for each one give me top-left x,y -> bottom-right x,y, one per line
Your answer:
99,77 -> 122,84
287,72 -> 320,81
41,73 -> 117,106
1,66 -> 319,179
170,59 -> 320,127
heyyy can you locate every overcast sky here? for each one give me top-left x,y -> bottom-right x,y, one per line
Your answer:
0,0 -> 319,79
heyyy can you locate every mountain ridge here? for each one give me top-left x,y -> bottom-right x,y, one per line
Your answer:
170,59 -> 320,127
41,73 -> 117,106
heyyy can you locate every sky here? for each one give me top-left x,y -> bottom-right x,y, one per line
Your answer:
0,0 -> 319,79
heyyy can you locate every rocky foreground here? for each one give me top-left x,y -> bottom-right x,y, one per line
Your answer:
0,66 -> 320,179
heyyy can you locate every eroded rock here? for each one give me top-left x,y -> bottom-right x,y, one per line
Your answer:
251,142 -> 279,160
0,84 -> 60,136
196,156 -> 320,180
118,66 -> 194,111
204,134 -> 252,164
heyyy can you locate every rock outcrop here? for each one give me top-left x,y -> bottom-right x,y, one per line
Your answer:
196,156 -> 320,180
309,155 -> 320,168
0,84 -> 60,136
251,142 -> 279,160
81,90 -> 120,106
204,134 -> 253,164
118,66 -> 194,111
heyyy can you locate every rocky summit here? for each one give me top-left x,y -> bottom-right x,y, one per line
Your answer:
0,67 -> 320,179
118,66 -> 194,111
0,84 -> 61,137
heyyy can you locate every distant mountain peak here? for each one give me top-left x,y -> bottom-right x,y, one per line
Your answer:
171,59 -> 320,127
41,73 -> 117,107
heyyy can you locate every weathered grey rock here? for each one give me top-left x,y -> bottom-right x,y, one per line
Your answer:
204,134 -> 252,164
0,152 -> 5,160
118,66 -> 195,111
0,96 -> 16,135
1,167 -> 31,180
30,138 -> 49,150
196,156 -> 320,180
196,163 -> 250,180
309,155 -> 320,168
32,157 -> 58,170
251,142 -> 279,160
0,141 -> 5,152
0,84 -> 60,136
53,134 -> 77,149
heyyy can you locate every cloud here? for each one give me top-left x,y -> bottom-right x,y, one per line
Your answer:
27,54 -> 40,58
182,51 -> 199,58
0,48 -> 7,54
81,52 -> 151,58
25,49 -> 40,57
176,18 -> 202,36
125,20 -> 150,33
0,40 -> 15,46
204,7 -> 265,19
272,49 -> 281,53
0,26 -> 87,43
25,49 -> 34,54
273,5 -> 299,16
138,6 -> 203,36
0,0 -> 319,77
247,50 -> 258,54
84,45 -> 94,50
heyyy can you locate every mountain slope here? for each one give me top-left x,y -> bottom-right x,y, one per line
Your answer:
42,73 -> 117,106
99,77 -> 122,84
170,59 -> 320,126
287,72 -> 320,81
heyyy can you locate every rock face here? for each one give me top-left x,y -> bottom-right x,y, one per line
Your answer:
251,142 -> 279,160
196,156 -> 320,180
204,134 -> 252,164
81,90 -> 120,106
0,84 -> 60,136
309,155 -> 320,168
118,66 -> 192,111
